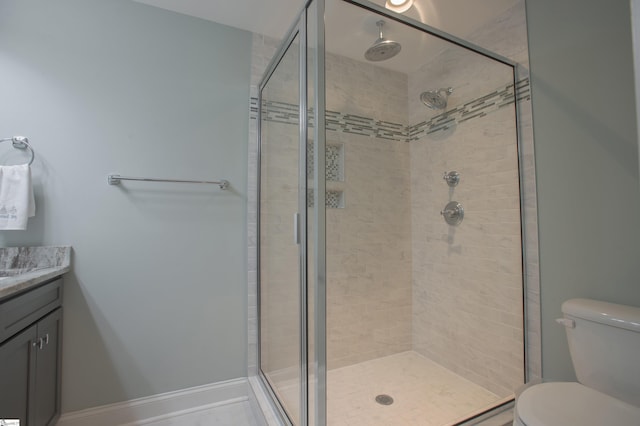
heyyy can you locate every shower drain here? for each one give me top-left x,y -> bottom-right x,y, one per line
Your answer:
375,394 -> 394,405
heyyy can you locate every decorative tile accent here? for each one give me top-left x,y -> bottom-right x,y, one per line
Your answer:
250,79 -> 530,143
326,145 -> 343,181
325,111 -> 407,141
306,189 -> 313,208
326,190 -> 343,209
259,100 -> 299,125
307,143 -> 344,181
304,142 -> 345,209
407,79 -> 529,141
249,96 -> 258,120
307,189 -> 344,209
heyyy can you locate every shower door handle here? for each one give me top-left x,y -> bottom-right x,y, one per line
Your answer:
294,213 -> 300,245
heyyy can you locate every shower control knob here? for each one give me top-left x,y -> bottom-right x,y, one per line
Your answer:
442,171 -> 460,187
440,201 -> 464,226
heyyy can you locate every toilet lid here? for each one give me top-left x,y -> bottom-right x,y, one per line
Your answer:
517,382 -> 640,426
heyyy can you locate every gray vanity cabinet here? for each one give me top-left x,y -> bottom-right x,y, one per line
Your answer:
0,278 -> 63,426
32,309 -> 62,426
0,324 -> 36,423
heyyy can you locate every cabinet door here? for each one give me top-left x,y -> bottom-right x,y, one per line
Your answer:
33,309 -> 61,426
0,324 -> 37,425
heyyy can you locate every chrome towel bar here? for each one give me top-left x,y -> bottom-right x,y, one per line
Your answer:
107,174 -> 229,190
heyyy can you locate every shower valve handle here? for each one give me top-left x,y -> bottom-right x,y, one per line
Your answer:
440,201 -> 464,225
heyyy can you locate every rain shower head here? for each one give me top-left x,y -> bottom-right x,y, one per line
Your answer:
420,87 -> 453,110
364,20 -> 401,62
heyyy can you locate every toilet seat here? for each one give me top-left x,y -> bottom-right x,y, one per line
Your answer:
515,382 -> 640,425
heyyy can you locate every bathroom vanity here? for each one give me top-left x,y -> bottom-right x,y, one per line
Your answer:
0,246 -> 71,426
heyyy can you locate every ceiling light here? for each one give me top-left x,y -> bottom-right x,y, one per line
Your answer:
385,0 -> 414,13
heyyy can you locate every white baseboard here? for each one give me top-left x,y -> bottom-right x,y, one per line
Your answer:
57,378 -> 248,426
247,376 -> 281,426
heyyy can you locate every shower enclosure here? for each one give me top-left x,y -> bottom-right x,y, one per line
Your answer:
257,1 -> 527,424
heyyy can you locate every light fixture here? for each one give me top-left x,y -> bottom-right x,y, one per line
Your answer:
385,0 -> 414,13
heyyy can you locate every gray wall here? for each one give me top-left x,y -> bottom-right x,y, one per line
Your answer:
526,0 -> 640,380
0,0 -> 251,412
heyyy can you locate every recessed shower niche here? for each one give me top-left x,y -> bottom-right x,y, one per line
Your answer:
257,0 -> 528,425
307,141 -> 345,208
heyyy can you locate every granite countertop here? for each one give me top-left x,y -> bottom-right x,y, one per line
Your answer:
0,246 -> 71,300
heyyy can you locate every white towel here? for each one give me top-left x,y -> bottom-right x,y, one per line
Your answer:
0,164 -> 35,230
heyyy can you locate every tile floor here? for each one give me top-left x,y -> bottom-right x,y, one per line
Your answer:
140,400 -> 260,426
278,351 -> 503,426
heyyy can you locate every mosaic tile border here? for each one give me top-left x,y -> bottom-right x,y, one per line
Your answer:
408,78 -> 530,141
325,111 -> 406,141
250,78 -> 530,142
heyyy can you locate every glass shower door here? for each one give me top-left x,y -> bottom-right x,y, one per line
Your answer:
258,30 -> 306,425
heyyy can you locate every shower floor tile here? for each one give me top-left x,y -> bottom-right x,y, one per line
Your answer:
327,351 -> 500,425
277,351 -> 501,425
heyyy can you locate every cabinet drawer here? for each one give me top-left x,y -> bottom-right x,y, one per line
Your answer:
0,278 -> 62,343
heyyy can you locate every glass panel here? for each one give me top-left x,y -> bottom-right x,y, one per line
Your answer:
259,33 -> 302,425
322,1 -> 524,424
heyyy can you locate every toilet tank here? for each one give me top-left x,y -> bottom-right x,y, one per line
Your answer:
561,298 -> 640,407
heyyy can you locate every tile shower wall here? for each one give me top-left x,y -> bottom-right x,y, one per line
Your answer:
324,137 -> 412,368
408,6 -> 528,396
324,53 -> 413,369
409,105 -> 524,397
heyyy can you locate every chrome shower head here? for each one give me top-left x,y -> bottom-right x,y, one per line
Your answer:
420,87 -> 453,110
364,20 -> 401,62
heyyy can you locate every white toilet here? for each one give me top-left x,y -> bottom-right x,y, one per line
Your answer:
513,298 -> 640,425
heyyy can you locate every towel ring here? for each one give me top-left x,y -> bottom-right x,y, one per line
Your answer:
0,136 -> 35,166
